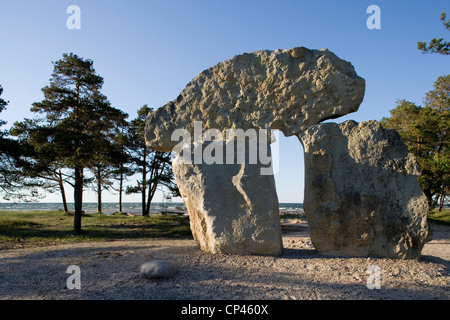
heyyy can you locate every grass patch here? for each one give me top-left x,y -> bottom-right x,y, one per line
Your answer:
428,208 -> 450,226
0,210 -> 192,250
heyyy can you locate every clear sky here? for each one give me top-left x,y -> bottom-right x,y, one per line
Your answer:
0,0 -> 449,203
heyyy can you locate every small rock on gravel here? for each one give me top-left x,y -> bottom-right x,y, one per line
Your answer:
139,260 -> 177,279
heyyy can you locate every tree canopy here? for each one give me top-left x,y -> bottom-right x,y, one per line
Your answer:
417,12 -> 450,55
126,105 -> 179,216
0,85 -> 7,128
381,75 -> 450,210
1,85 -> 44,200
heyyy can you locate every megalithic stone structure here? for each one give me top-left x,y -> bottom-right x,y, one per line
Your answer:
145,46 -> 431,258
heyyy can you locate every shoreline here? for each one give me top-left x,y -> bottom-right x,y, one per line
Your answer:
0,206 -> 306,217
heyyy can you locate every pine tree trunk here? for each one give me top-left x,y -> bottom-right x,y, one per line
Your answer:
142,182 -> 147,216
438,194 -> 444,212
423,190 -> 434,209
145,184 -> 154,216
147,182 -> 160,216
74,166 -> 83,235
58,170 -> 68,213
97,178 -> 102,213
142,148 -> 148,216
119,168 -> 123,213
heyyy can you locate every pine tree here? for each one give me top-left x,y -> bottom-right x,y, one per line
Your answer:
126,105 -> 179,216
417,12 -> 450,55
1,85 -> 43,200
110,120 -> 134,213
27,53 -> 125,234
87,105 -> 128,213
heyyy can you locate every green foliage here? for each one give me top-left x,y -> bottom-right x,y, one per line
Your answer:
417,12 -> 450,55
381,75 -> 450,209
29,53 -> 122,168
0,85 -> 7,129
86,101 -> 128,213
0,85 -> 45,200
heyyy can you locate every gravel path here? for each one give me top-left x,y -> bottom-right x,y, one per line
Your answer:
0,221 -> 448,300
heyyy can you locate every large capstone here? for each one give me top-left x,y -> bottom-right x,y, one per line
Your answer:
299,120 -> 431,259
145,46 -> 365,151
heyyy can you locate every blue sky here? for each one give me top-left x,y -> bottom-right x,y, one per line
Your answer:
0,0 -> 449,203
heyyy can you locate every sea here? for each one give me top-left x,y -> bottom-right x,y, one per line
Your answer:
0,202 -> 304,214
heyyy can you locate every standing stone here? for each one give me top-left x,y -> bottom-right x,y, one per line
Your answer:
173,140 -> 283,255
299,120 -> 431,259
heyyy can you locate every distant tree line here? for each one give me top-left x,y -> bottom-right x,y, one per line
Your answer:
0,53 -> 179,234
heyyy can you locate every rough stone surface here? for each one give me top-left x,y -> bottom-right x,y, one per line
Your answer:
299,120 -> 431,259
145,46 -> 365,151
172,141 -> 283,255
139,260 -> 177,279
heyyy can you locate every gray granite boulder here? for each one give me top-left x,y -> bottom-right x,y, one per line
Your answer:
299,120 -> 431,259
139,260 -> 177,279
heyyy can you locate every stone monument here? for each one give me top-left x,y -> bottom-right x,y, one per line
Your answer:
145,46 -> 430,259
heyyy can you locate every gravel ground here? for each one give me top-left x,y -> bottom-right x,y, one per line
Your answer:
0,220 -> 448,300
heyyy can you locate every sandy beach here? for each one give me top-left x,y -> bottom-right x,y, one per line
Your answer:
0,216 -> 448,301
